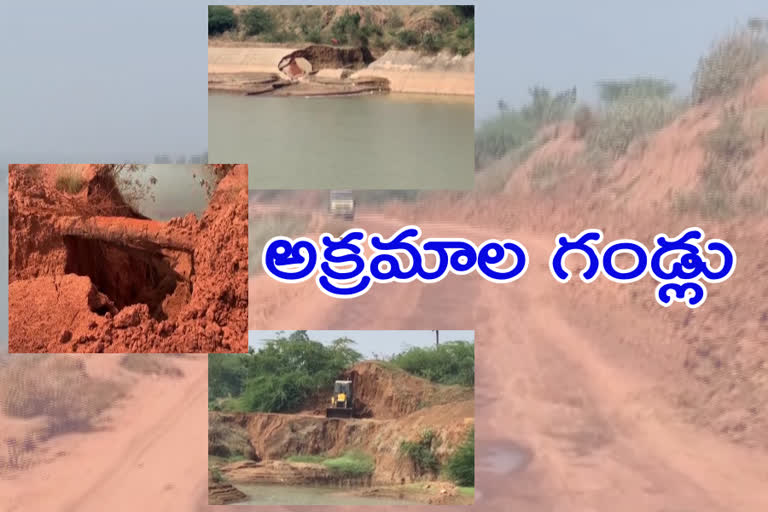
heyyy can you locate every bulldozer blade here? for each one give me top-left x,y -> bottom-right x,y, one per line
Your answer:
326,408 -> 353,419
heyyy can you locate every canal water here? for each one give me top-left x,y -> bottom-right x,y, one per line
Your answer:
208,92 -> 474,190
117,164 -> 216,221
231,483 -> 423,506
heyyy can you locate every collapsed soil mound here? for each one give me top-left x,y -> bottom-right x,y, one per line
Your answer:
278,45 -> 375,73
8,164 -> 248,353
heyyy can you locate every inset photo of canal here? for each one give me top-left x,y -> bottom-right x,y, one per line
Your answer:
208,330 -> 475,506
208,5 -> 475,189
8,164 -> 248,353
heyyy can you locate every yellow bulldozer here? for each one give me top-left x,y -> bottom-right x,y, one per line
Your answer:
326,380 -> 354,419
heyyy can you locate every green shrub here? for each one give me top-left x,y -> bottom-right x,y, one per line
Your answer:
596,78 -> 675,103
451,6 -> 474,19
262,30 -> 292,43
395,29 -> 420,48
209,331 -> 362,413
242,7 -> 275,36
208,6 -> 237,36
522,86 -> 577,127
209,353 -> 250,399
322,451 -> 375,476
331,11 -> 362,45
573,104 -> 594,139
431,8 -> 456,28
400,429 -> 440,476
692,28 -> 768,103
421,31 -> 445,53
389,341 -> 474,387
475,111 -> 536,165
587,96 -> 681,158
445,427 -> 474,486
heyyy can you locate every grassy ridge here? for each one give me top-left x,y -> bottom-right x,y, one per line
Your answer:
209,5 -> 474,55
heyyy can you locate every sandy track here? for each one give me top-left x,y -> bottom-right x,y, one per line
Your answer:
249,212 -> 768,510
0,356 -> 208,512
208,46 -> 297,74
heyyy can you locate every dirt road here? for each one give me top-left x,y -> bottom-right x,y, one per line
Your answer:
0,356 -> 209,512
249,211 -> 768,510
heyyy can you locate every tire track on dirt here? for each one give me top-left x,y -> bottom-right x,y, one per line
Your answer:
248,210 -> 768,510
59,362 -> 208,512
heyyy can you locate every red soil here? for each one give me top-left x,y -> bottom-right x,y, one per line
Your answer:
8,164 -> 248,353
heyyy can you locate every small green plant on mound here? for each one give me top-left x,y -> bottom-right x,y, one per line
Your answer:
209,467 -> 224,483
445,427 -> 474,486
322,451 -> 375,476
400,429 -> 441,477
55,165 -> 86,194
208,6 -> 237,36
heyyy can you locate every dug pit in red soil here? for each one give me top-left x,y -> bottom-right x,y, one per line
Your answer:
8,164 -> 248,353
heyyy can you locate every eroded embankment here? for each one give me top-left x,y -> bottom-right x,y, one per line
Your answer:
208,45 -> 473,96
210,362 -> 474,485
8,164 -> 248,353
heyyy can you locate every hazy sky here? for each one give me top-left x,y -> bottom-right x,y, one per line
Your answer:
248,330 -> 475,358
1,0 -> 765,351
478,0 -> 766,119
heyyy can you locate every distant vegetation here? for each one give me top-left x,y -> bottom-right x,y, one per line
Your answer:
208,331 -> 474,413
475,21 -> 768,200
388,341 -> 474,387
209,331 -> 362,413
208,5 -> 474,55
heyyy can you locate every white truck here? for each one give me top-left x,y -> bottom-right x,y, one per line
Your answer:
329,190 -> 355,221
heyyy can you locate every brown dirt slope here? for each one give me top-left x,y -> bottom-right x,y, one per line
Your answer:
210,362 -> 474,483
414,73 -> 768,452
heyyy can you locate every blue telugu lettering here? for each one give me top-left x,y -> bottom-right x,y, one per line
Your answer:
317,229 -> 371,298
262,236 -> 318,282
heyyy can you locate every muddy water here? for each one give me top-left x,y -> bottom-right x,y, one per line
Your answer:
208,92 -> 474,190
232,483 -> 422,506
120,164 -> 216,221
